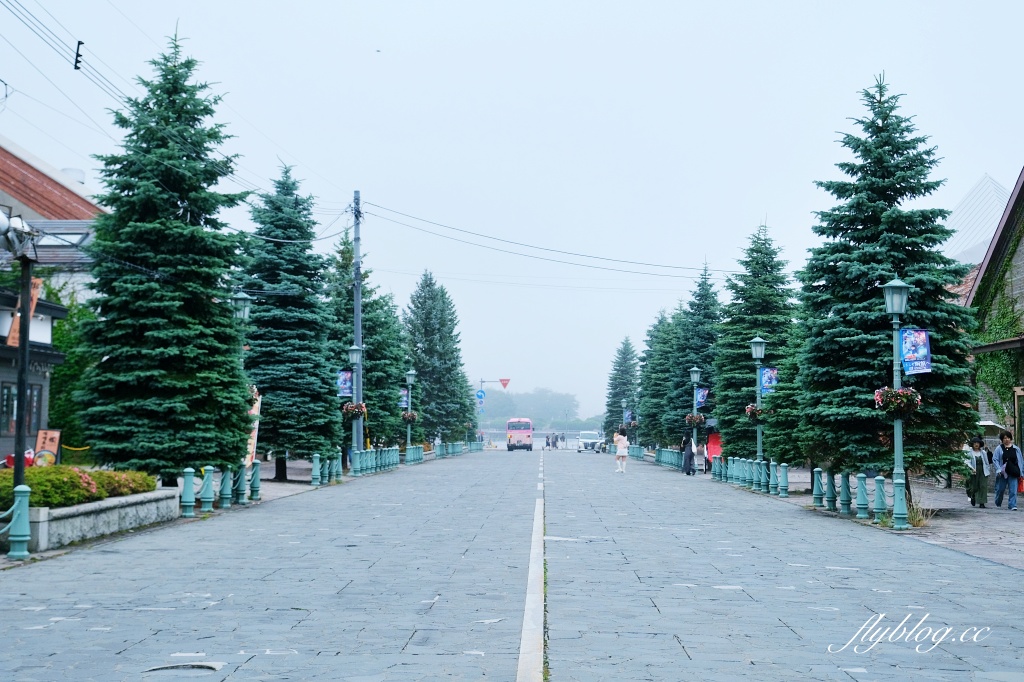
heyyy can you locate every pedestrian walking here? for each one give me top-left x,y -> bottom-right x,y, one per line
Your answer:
965,436 -> 990,508
993,430 -> 1023,510
681,435 -> 695,475
550,433 -> 559,450
613,427 -> 629,473
545,435 -> 551,450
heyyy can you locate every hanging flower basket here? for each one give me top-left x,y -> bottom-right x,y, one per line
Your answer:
401,411 -> 418,423
343,402 -> 367,419
685,413 -> 706,428
874,386 -> 921,419
745,404 -> 763,423
629,420 -> 639,428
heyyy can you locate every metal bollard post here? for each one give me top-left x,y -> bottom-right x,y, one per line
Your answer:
769,460 -> 779,495
812,468 -> 824,507
249,460 -> 262,501
778,463 -> 789,498
311,453 -> 321,486
839,473 -> 851,515
759,460 -> 769,493
855,473 -> 869,519
5,485 -> 31,560
747,460 -> 756,490
873,475 -> 887,523
233,466 -> 248,506
219,467 -> 233,509
825,473 -> 837,511
181,468 -> 196,518
199,467 -> 215,512
320,455 -> 330,483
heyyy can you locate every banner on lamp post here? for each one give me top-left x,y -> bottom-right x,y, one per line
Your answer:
900,328 -> 932,375
336,370 -> 353,397
398,388 -> 408,408
695,388 -> 709,408
760,367 -> 779,395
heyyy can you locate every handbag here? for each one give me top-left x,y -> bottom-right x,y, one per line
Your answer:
1018,477 -> 1024,494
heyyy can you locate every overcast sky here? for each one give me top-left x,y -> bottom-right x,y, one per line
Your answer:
2,1 -> 1022,418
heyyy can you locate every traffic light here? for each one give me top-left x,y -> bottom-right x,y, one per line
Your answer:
74,41 -> 84,70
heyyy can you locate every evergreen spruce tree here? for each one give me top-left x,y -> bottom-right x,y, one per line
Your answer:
243,167 -> 339,480
404,272 -> 475,442
761,308 -> 807,464
713,226 -> 793,461
602,338 -> 639,441
665,265 -> 721,445
638,312 -> 674,447
797,77 -> 976,478
77,38 -> 252,480
44,282 -> 94,453
324,229 -> 410,453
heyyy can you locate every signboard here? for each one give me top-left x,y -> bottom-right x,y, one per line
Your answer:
499,378 -> 510,388
695,388 -> 709,408
35,429 -> 60,455
476,398 -> 485,408
760,367 -> 779,395
399,388 -> 409,408
336,370 -> 353,397
900,328 -> 932,375
6,277 -> 43,347
245,387 -> 262,467
475,389 -> 486,400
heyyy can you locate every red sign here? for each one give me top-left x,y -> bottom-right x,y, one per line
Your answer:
499,378 -> 510,388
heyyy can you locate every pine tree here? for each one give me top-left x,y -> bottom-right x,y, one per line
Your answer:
761,307 -> 807,464
404,272 -> 475,442
243,167 -> 339,479
665,265 -> 721,445
797,77 -> 977,477
713,226 -> 793,461
324,229 -> 410,452
603,338 -> 639,441
77,38 -> 251,479
44,282 -> 93,453
638,312 -> 674,447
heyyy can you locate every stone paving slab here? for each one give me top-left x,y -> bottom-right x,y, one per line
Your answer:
0,451 -> 539,681
544,451 -> 1024,681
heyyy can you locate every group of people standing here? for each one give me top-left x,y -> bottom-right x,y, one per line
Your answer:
611,428 -> 707,475
545,433 -> 565,450
966,430 -> 1024,510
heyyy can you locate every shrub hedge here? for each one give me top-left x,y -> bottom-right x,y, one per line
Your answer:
0,466 -> 157,509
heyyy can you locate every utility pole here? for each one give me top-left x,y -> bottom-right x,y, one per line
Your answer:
353,191 -> 363,452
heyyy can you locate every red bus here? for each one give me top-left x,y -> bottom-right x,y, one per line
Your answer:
506,418 -> 533,451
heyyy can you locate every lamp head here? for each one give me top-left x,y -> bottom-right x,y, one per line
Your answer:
749,336 -> 767,360
621,398 -> 627,409
689,366 -> 701,384
881,278 -> 911,316
230,290 -> 254,320
405,369 -> 417,385
347,344 -> 363,365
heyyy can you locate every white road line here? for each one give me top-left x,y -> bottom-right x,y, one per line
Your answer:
516,497 -> 544,682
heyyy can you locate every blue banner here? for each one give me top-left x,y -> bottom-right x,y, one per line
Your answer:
336,370 -> 353,397
695,388 -> 709,408
398,388 -> 408,408
901,328 -> 932,375
760,367 -> 778,395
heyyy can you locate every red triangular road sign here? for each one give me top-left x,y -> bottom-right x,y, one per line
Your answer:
499,378 -> 510,388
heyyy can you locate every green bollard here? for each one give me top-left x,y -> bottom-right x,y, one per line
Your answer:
233,466 -> 248,506
219,467 -> 232,509
812,468 -> 824,507
711,456 -> 719,480
311,454 -> 321,486
320,455 -> 330,482
249,460 -> 262,501
181,468 -> 196,518
329,455 -> 339,482
779,463 -> 789,498
199,467 -> 215,512
825,473 -> 837,511
840,473 -> 851,515
855,473 -> 869,519
5,485 -> 31,560
873,475 -> 887,523
747,460 -> 756,490
759,460 -> 769,493
769,460 -> 779,495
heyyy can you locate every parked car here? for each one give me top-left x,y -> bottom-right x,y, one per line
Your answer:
577,431 -> 602,452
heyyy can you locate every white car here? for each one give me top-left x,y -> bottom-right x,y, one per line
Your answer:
577,431 -> 602,452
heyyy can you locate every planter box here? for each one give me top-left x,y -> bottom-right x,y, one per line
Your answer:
25,489 -> 180,552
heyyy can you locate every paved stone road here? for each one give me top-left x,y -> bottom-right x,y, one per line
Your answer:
0,452 -> 539,681
544,452 -> 1024,681
3,449 -> 1024,681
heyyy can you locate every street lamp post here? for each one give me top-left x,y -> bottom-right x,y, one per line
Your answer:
348,344 -> 363,456
0,214 -> 37,488
230,290 -> 253,322
750,337 -> 766,464
620,398 -> 628,451
882,278 -> 911,530
405,369 -> 416,450
689,366 -> 701,447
